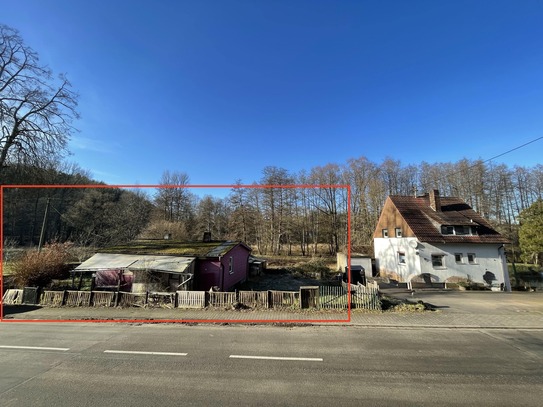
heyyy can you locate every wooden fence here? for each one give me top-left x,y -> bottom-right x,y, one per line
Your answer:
177,291 -> 206,308
208,292 -> 237,308
2,289 -> 23,305
319,283 -> 380,310
269,290 -> 299,308
239,291 -> 268,308
92,291 -> 115,307
8,285 -> 380,310
118,292 -> 147,307
41,291 -> 64,306
147,292 -> 176,309
65,291 -> 92,306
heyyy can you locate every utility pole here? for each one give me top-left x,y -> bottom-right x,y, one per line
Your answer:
38,198 -> 50,253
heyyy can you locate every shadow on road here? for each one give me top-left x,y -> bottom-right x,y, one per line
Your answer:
2,304 -> 43,318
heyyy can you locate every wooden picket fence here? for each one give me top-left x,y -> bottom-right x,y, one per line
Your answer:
208,292 -> 237,308
319,283 -> 380,310
92,291 -> 115,307
41,291 -> 64,306
65,291 -> 92,306
2,289 -> 23,305
9,285 -> 380,311
269,290 -> 299,308
177,291 -> 206,308
238,291 -> 268,308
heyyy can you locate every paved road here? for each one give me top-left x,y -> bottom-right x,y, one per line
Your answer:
4,291 -> 543,328
1,323 -> 542,406
382,290 -> 543,314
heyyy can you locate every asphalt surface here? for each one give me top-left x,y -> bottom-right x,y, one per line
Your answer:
1,323 -> 542,406
3,290 -> 542,329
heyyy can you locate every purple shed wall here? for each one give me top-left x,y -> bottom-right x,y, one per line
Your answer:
220,244 -> 250,291
197,260 -> 221,290
195,244 -> 250,291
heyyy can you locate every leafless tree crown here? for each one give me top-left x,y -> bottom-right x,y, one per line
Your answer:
0,24 -> 79,173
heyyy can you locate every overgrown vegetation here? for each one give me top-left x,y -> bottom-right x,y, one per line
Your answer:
287,259 -> 335,279
12,242 -> 73,287
380,295 -> 433,312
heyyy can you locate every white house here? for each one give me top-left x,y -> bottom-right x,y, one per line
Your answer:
373,190 -> 511,290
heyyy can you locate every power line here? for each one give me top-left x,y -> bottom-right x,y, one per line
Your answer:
422,135 -> 543,191
479,136 -> 543,166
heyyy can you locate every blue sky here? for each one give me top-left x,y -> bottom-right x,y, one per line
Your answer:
3,0 -> 543,186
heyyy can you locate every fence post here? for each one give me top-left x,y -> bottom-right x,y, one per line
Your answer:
62,290 -> 67,306
267,290 -> 273,309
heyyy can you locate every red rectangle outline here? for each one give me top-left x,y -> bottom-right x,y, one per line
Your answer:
1,184 -> 351,324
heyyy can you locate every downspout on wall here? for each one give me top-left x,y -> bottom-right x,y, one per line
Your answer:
218,255 -> 224,291
499,245 -> 512,292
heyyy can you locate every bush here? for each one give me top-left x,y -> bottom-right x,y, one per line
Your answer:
12,243 -> 73,287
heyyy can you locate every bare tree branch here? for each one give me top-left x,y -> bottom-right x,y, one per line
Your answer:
0,24 -> 79,174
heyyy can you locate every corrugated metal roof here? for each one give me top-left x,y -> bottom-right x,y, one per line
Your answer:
130,257 -> 194,273
76,253 -> 195,274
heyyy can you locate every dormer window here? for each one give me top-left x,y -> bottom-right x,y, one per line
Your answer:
441,226 -> 455,235
441,225 -> 475,236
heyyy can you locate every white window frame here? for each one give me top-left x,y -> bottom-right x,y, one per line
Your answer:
467,253 -> 477,264
395,228 -> 402,238
382,229 -> 388,238
398,251 -> 406,264
454,253 -> 463,263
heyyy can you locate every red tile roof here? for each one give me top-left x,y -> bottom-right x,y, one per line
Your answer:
390,194 -> 509,244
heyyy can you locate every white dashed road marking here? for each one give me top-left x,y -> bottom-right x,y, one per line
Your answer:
104,350 -> 187,356
229,355 -> 323,362
0,345 -> 70,351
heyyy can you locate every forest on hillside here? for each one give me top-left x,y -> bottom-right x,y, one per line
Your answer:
2,159 -> 542,264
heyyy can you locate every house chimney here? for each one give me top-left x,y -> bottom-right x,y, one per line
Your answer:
429,189 -> 441,211
203,231 -> 211,242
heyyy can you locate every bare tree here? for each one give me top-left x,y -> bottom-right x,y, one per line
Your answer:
0,25 -> 79,174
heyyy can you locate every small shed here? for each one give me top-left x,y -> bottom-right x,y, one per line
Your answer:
248,255 -> 267,276
336,253 -> 373,276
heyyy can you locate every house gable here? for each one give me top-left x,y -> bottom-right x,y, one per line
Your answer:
373,197 -> 416,239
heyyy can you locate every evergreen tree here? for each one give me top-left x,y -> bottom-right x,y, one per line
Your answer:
519,199 -> 543,265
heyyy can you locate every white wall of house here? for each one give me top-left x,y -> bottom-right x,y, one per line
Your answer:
417,242 -> 508,287
375,238 -> 509,288
374,237 -> 421,281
